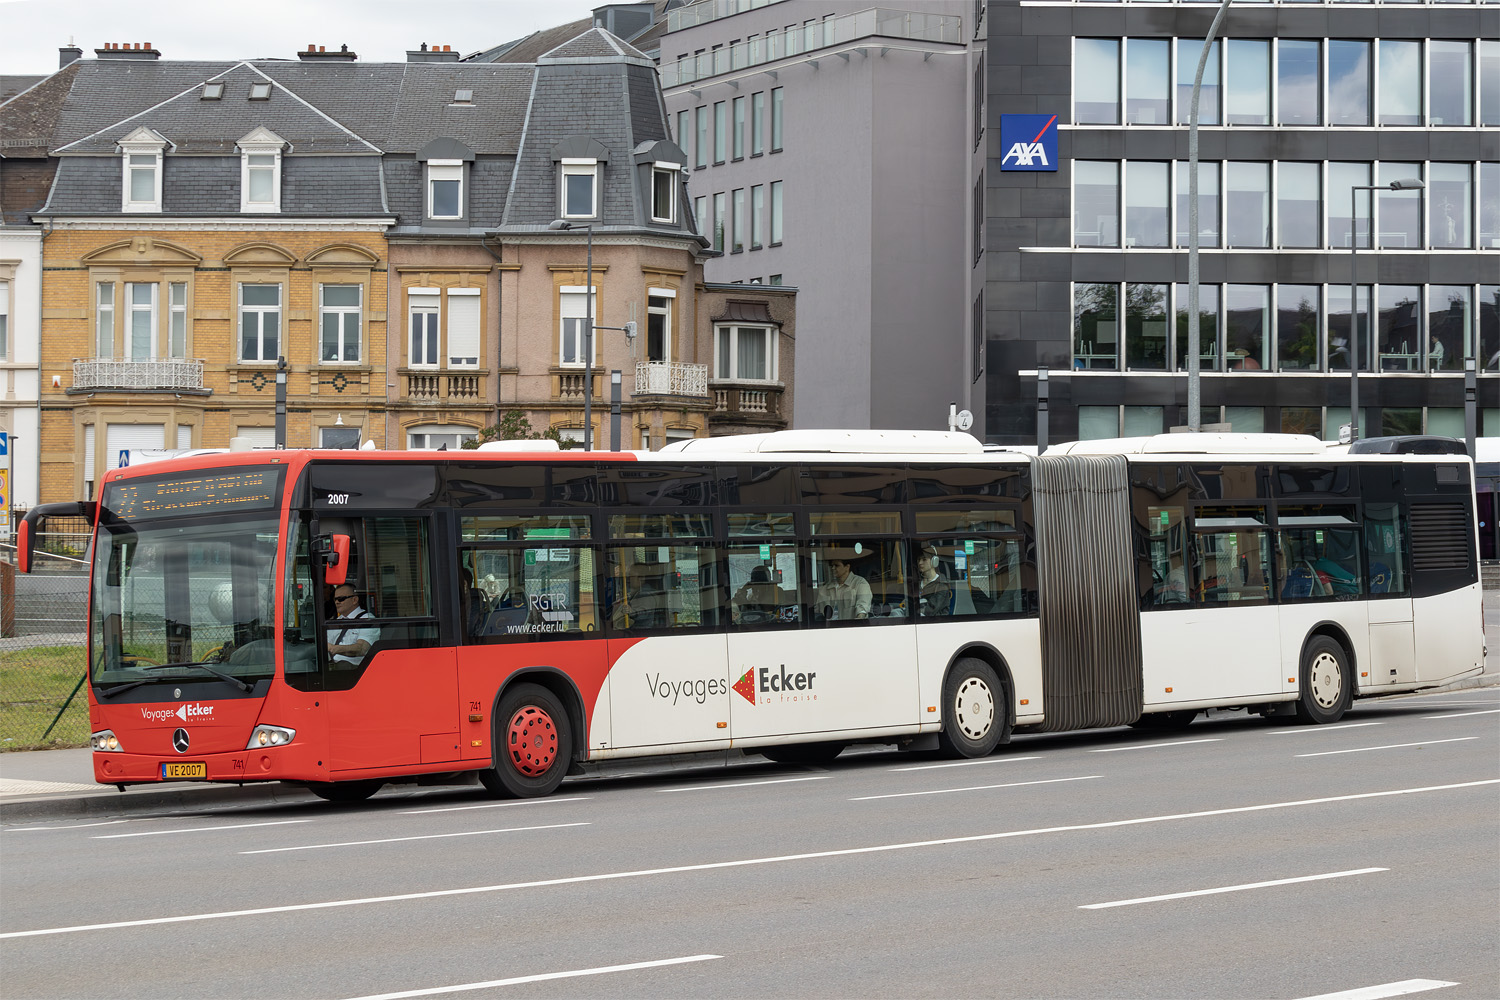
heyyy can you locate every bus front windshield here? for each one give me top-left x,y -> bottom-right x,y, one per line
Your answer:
90,516 -> 282,694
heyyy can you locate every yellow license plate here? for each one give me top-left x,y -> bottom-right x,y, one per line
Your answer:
162,762 -> 207,779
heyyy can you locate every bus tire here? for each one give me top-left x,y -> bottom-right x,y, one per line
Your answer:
760,742 -> 846,765
481,683 -> 572,798
307,780 -> 383,803
938,657 -> 1004,758
1296,635 -> 1351,725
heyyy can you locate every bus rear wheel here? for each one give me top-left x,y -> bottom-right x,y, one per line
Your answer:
938,658 -> 1003,758
1296,635 -> 1351,725
480,683 -> 572,798
307,780 -> 383,803
761,742 -> 847,765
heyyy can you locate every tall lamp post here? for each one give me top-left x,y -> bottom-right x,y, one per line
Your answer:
549,219 -> 594,450
1186,0 -> 1233,431
1348,179 -> 1423,443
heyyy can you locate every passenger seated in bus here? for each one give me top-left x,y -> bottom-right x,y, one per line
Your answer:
816,554 -> 872,621
327,586 -> 378,666
916,545 -> 953,617
732,565 -> 784,624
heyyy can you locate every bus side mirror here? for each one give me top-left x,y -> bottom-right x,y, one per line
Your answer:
17,501 -> 96,574
318,534 -> 352,586
16,520 -> 30,573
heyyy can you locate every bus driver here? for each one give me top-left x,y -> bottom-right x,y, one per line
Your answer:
327,586 -> 379,666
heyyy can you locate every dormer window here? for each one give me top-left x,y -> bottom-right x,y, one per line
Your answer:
427,160 -> 463,219
201,82 -> 223,100
651,162 -> 680,224
453,89 -> 473,105
561,159 -> 599,219
237,127 -> 286,213
249,82 -> 271,100
119,127 -> 168,213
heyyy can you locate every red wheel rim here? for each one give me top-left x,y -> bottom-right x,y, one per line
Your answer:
506,705 -> 558,777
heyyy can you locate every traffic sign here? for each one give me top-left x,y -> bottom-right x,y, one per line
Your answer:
119,450 -> 130,467
0,431 -> 8,456
0,469 -> 9,508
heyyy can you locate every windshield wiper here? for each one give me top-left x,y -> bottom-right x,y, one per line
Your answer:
98,661 -> 253,699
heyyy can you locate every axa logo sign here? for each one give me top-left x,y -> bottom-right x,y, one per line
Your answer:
733,665 -> 817,705
999,114 -> 1059,171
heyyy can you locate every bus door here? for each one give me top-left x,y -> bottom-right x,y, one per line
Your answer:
315,513 -> 456,771
1361,503 -> 1415,685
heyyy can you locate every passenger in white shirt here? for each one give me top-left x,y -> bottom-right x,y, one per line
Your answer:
816,557 -> 872,621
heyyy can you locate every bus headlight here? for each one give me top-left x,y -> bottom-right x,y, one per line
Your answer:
247,725 -> 296,749
91,730 -> 122,752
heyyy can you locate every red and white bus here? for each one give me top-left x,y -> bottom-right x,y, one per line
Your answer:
19,430 -> 1484,800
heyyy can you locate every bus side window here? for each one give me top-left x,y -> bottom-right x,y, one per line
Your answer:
1363,503 -> 1407,596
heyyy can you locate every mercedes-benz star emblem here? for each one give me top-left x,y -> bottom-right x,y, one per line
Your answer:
172,728 -> 190,753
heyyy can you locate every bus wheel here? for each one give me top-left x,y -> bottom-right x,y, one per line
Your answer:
1296,636 -> 1351,725
307,780 -> 382,803
480,683 -> 572,798
761,742 -> 847,765
939,658 -> 1003,758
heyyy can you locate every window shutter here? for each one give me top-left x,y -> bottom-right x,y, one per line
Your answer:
1409,502 -> 1470,571
447,294 -> 480,366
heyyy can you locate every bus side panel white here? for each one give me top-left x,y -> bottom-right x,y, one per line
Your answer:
728,624 -> 917,740
606,635 -> 731,751
1277,602 -> 1369,694
589,673 -> 612,753
1413,583 -> 1485,684
915,619 -> 1042,730
1139,607 -> 1280,706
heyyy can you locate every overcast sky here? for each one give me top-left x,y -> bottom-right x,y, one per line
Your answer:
1,0 -> 601,76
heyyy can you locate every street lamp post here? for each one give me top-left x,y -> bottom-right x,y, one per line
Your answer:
1187,0 -> 1233,431
550,219 -> 594,450
1348,179 -> 1423,443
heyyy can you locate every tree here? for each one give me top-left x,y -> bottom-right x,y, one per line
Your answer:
462,410 -> 576,449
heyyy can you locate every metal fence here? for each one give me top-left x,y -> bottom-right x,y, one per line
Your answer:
1,542 -> 91,749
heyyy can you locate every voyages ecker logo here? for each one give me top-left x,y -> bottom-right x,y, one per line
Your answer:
733,665 -> 816,705
999,114 -> 1058,171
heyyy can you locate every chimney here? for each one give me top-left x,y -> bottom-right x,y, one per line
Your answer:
297,43 -> 357,61
406,42 -> 459,63
59,44 -> 83,67
95,41 -> 161,60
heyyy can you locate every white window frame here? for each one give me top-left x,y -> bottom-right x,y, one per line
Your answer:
125,282 -> 156,360
714,323 -> 777,382
561,159 -> 599,219
0,279 -> 8,360
320,283 -> 362,364
409,289 -> 440,368
168,282 -> 187,359
120,137 -> 164,213
407,425 -> 479,450
238,283 -> 281,363
559,285 -> 597,368
446,287 -> 481,368
647,287 -> 675,363
651,162 -> 679,224
96,282 -> 115,358
428,160 -> 463,220
241,151 -> 281,212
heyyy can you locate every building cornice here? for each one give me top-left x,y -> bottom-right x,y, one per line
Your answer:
32,217 -> 396,231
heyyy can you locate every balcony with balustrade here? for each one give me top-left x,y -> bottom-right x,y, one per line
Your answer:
400,369 -> 487,404
635,361 -> 709,399
709,379 -> 788,433
68,358 -> 209,395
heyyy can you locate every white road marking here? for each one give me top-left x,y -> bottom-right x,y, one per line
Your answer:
92,819 -> 311,839
1080,867 -> 1387,909
659,776 -> 828,793
400,796 -> 590,815
5,778 -> 1494,940
1421,709 -> 1500,720
7,820 -> 133,832
891,756 -> 1042,771
1088,738 -> 1222,753
852,776 -> 1100,801
0,777 -> 103,795
1268,722 -> 1385,734
239,823 -> 590,855
1295,979 -> 1459,1000
340,955 -> 722,1000
1297,737 -> 1479,758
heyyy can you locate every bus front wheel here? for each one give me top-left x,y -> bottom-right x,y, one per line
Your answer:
1296,635 -> 1351,725
481,683 -> 572,798
939,658 -> 1004,758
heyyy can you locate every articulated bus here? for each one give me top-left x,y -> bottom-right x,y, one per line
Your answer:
18,430 -> 1484,801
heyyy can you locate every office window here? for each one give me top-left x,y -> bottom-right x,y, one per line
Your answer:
1226,39 -> 1270,125
1378,162 -> 1423,249
239,284 -> 280,362
1175,38 -> 1220,125
1126,38 -> 1170,124
732,96 -> 745,159
1175,160 -> 1220,248
1278,162 -> 1321,248
1079,406 -> 1118,440
1328,162 -> 1372,249
1482,41 -> 1500,128
1430,40 -> 1473,127
652,165 -> 677,224
1376,286 -> 1421,372
125,283 -> 154,360
123,151 -> 161,212
96,283 -> 114,358
168,282 -> 186,358
694,195 -> 707,234
1075,160 -> 1120,247
713,192 -> 726,252
1125,161 -> 1169,247
561,161 -> 597,218
771,87 -> 783,150
1329,40 -> 1371,126
1327,284 -> 1371,372
676,110 -> 690,154
1430,163 -> 1472,250
751,184 -> 764,248
1428,286 -> 1471,372
1277,40 -> 1321,126
1124,406 -> 1163,437
410,293 -> 439,367
1482,162 -> 1500,249
447,290 -> 480,368
428,161 -> 462,219
1277,285 -> 1321,371
1175,283 -> 1220,372
1378,40 -> 1422,126
1226,407 -> 1265,434
559,287 -> 595,367
732,188 -> 745,252
713,101 -> 726,162
1126,283 -> 1168,370
1074,283 -> 1119,370
695,106 -> 709,168
973,172 -> 985,262
1075,39 -> 1120,124
752,92 -> 765,154
715,325 -> 775,381
1481,285 -> 1499,371
973,52 -> 986,147
770,181 -> 783,244
1225,284 -> 1269,371
1226,162 -> 1270,248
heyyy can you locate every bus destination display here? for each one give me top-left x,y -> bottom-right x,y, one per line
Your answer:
106,469 -> 284,521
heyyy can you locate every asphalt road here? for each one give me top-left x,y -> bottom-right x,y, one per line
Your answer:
2,688 -> 1496,1000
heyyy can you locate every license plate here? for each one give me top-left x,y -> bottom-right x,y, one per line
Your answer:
162,762 -> 207,780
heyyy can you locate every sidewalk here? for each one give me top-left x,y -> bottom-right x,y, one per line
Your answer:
5,596 -> 1497,823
